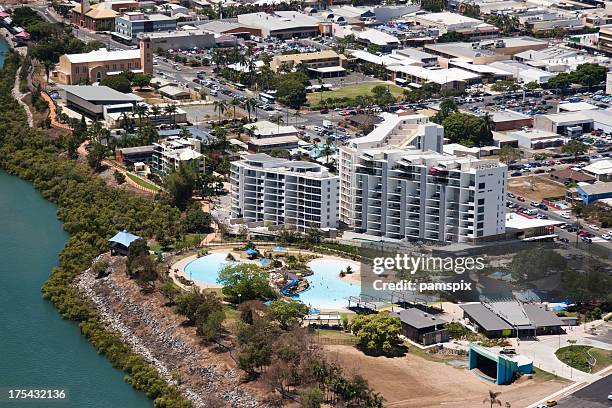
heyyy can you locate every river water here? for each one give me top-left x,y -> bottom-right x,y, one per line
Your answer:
0,38 -> 150,407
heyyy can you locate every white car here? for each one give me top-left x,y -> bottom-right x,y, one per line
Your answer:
589,224 -> 600,230
601,234 -> 611,240
560,212 -> 571,219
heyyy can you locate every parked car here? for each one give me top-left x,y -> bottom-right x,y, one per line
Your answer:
560,212 -> 571,219
602,233 -> 611,240
588,224 -> 600,230
517,196 -> 525,202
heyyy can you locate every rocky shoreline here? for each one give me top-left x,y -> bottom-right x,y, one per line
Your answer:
74,254 -> 261,408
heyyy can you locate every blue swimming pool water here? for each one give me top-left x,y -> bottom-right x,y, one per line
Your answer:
184,252 -> 231,285
298,259 -> 360,309
184,254 -> 360,309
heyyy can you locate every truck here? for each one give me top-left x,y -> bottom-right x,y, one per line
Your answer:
323,120 -> 333,129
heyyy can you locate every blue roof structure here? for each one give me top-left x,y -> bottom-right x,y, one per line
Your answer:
245,248 -> 257,255
109,230 -> 141,248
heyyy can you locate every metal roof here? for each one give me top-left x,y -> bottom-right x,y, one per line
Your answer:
460,303 -> 513,332
392,308 -> 446,329
61,85 -> 141,103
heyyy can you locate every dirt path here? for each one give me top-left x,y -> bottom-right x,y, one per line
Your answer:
13,67 -> 34,128
324,345 -> 568,408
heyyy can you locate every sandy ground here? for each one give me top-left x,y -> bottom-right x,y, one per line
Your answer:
508,175 -> 567,201
324,345 -> 569,408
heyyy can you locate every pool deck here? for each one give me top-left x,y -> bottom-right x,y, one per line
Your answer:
170,246 -> 362,303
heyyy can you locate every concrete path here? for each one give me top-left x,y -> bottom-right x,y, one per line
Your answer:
517,321 -> 611,382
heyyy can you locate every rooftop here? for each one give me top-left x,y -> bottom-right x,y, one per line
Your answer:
63,48 -> 140,64
61,85 -> 141,102
392,308 -> 446,329
582,159 -> 612,175
577,181 -> 612,195
460,303 -> 513,331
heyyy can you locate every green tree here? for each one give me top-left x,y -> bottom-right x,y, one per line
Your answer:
562,140 -> 588,158
437,31 -> 471,43
300,387 -> 324,408
442,112 -> 492,146
131,73 -> 152,90
217,263 -> 277,303
498,144 -> 520,164
349,313 -> 402,354
126,238 -> 158,287
164,164 -> 195,210
270,300 -> 309,330
483,390 -> 503,408
276,78 -> 307,109
86,141 -> 107,172
100,75 -> 132,93
114,170 -> 126,184
433,97 -> 458,123
181,203 -> 212,233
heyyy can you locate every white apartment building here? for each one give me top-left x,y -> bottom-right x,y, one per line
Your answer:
339,114 -> 507,243
152,136 -> 205,176
230,154 -> 339,231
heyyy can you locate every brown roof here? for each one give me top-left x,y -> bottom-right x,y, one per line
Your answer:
348,114 -> 382,127
550,168 -> 595,183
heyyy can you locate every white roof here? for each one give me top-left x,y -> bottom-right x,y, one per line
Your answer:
505,213 -> 564,230
389,65 -> 480,85
558,102 -> 598,112
450,60 -> 512,76
582,159 -> 612,175
356,29 -> 400,46
65,48 -> 140,64
418,12 -> 482,26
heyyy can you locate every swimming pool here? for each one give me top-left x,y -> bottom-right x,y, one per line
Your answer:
297,259 -> 360,309
183,252 -> 232,286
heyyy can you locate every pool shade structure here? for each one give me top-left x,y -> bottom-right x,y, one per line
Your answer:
272,246 -> 287,251
108,230 -> 141,256
245,248 -> 258,256
468,344 -> 532,384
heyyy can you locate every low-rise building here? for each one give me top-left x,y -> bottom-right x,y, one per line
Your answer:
582,159 -> 612,182
247,136 -> 301,153
139,29 -> 216,50
391,308 -> 449,346
59,85 -> 141,118
355,28 -> 401,52
490,110 -> 533,132
51,38 -> 153,85
230,153 -> 339,230
70,0 -> 138,31
510,129 -> 564,149
237,11 -> 321,39
424,37 -> 548,65
114,12 -> 177,42
576,182 -> 612,204
270,50 -> 347,77
534,111 -> 612,136
415,12 -> 499,39
115,145 -> 155,166
152,136 -> 205,176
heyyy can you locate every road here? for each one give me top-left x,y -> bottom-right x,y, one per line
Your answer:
555,375 -> 612,408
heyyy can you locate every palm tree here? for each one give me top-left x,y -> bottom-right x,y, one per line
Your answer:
133,103 -> 149,128
321,138 -> 334,164
119,111 -> 134,132
230,97 -> 240,122
272,114 -> 284,133
164,104 -> 178,127
244,97 -> 257,121
150,105 -> 161,124
482,391 -> 502,408
43,60 -> 54,88
213,100 -> 227,122
293,107 -> 301,126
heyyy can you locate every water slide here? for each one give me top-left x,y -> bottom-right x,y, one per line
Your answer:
281,279 -> 300,297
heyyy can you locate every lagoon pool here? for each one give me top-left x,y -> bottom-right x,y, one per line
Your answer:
184,252 -> 231,286
183,254 -> 360,309
298,259 -> 360,310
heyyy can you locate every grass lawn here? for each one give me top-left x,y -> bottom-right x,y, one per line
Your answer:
307,82 -> 405,108
126,172 -> 161,192
555,345 -> 612,373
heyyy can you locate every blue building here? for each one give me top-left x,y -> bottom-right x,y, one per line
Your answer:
114,12 -> 176,42
468,344 -> 533,385
576,182 -> 612,205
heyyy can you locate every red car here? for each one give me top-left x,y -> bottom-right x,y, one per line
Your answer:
517,196 -> 525,202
